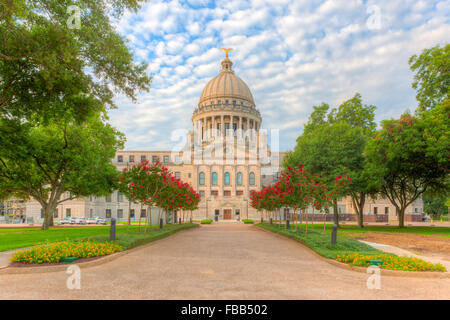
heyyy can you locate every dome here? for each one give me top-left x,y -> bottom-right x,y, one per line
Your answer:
198,56 -> 255,106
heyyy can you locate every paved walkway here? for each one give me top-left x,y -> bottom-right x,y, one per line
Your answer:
359,240 -> 450,271
0,225 -> 449,299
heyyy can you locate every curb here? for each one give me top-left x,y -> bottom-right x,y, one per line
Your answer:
254,224 -> 450,279
0,225 -> 199,275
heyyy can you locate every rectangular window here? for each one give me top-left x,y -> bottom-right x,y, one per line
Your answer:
199,191 -> 205,198
175,172 -> 181,179
224,190 -> 231,196
235,209 -> 240,215
129,155 -> 135,163
188,173 -> 191,178
141,155 -> 146,162
66,208 -> 71,217
117,155 -> 123,163
130,209 -> 135,218
117,209 -> 123,219
152,155 -> 158,163
105,209 -> 111,218
175,155 -> 181,163
40,209 -> 44,218
105,194 -> 111,202
117,191 -> 123,202
236,190 -> 243,196
141,209 -> 147,218
385,207 -> 389,214
211,190 -> 218,196
54,208 -> 58,218
90,208 -> 93,218
373,207 -> 378,214
163,155 -> 169,163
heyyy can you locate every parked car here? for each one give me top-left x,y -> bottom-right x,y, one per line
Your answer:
86,217 -> 107,225
60,217 -> 74,225
73,217 -> 87,225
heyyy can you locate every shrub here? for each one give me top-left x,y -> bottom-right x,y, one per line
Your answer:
10,241 -> 123,264
201,219 -> 213,224
336,253 -> 446,272
242,219 -> 254,224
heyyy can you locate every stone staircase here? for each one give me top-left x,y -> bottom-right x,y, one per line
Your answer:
214,219 -> 244,224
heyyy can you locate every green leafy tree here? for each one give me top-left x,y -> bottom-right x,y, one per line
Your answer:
0,114 -> 125,230
364,102 -> 450,227
423,193 -> 448,220
0,0 -> 151,121
409,44 -> 449,111
285,94 -> 377,227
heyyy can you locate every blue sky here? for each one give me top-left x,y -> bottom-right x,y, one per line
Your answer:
109,0 -> 449,151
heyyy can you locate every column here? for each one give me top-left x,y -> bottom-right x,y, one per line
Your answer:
239,116 -> 242,138
221,115 -> 224,137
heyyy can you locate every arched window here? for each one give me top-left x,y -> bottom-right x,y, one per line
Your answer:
236,172 -> 243,185
212,172 -> 218,185
199,172 -> 205,185
249,172 -> 255,185
224,172 -> 230,185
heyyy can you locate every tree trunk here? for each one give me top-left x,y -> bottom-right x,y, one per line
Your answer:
398,207 -> 405,228
351,193 -> 366,228
333,198 -> 340,227
149,206 -> 152,231
127,199 -> 131,233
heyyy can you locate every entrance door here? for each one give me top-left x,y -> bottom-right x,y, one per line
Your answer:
223,209 -> 232,220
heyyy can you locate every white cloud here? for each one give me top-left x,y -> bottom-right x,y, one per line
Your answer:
110,0 -> 450,152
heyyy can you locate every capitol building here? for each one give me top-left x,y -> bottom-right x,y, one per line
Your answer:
6,52 -> 424,224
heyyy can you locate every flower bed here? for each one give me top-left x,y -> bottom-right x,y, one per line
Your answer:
336,253 -> 446,272
10,241 -> 123,264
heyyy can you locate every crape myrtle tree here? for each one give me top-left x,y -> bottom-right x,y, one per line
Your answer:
118,160 -> 200,230
364,101 -> 450,228
155,172 -> 200,228
278,165 -> 313,232
118,160 -> 170,232
0,114 -> 124,230
284,94 -> 376,227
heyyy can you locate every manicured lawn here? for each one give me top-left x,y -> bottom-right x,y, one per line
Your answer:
256,223 -> 381,259
85,224 -> 198,250
0,224 -> 196,252
268,221 -> 450,237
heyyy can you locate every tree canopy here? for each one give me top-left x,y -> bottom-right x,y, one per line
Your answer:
409,44 -> 449,111
0,0 -> 151,122
0,113 -> 125,229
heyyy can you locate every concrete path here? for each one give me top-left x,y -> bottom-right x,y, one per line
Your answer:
359,240 -> 450,271
0,249 -> 16,268
0,224 -> 449,299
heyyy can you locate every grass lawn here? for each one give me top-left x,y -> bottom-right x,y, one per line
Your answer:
256,223 -> 382,259
268,221 -> 450,237
0,223 -> 196,252
85,224 -> 198,250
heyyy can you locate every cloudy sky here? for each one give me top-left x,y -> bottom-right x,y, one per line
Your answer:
109,0 -> 449,151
